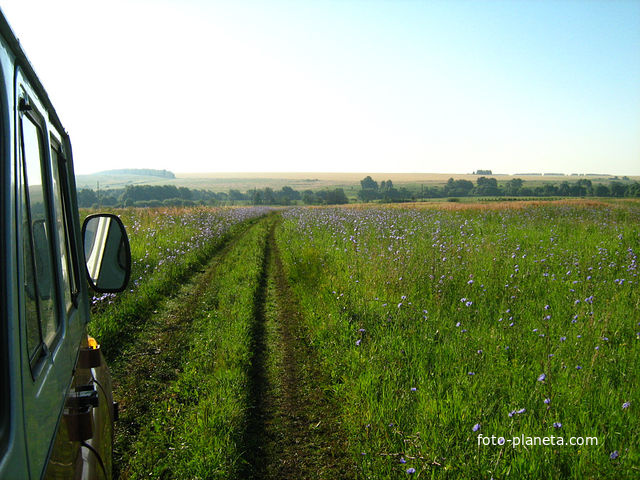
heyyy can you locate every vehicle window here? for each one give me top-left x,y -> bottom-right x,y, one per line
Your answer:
20,113 -> 59,358
20,162 -> 41,359
50,143 -> 76,311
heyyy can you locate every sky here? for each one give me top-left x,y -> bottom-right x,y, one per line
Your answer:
1,0 -> 639,175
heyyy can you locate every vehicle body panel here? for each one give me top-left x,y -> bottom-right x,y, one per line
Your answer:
0,7 -> 124,479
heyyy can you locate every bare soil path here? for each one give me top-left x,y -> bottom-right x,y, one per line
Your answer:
240,220 -> 356,479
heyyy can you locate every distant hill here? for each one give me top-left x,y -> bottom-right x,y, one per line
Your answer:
94,169 -> 175,179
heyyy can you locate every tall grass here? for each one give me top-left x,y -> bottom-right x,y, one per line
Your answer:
84,206 -> 269,359
277,202 -> 640,478
122,217 -> 273,478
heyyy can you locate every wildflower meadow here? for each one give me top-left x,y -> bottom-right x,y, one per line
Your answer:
276,201 -> 639,478
90,200 -> 639,479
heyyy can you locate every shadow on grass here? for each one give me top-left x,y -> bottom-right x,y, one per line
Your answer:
237,221 -> 274,479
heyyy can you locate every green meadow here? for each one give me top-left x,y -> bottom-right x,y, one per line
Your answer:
87,200 -> 639,479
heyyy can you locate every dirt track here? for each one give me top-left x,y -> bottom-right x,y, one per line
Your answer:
110,215 -> 354,479
240,220 -> 355,479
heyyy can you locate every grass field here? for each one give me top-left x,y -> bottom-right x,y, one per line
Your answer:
87,200 -> 640,479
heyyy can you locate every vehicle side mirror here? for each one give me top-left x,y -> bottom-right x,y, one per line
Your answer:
81,214 -> 131,293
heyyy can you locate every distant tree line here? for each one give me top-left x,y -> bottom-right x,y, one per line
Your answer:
75,176 -> 640,209
358,176 -> 415,202
77,184 -> 350,208
246,186 -> 349,205
78,185 -> 219,208
356,175 -> 640,202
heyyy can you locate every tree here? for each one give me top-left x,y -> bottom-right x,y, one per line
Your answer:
610,181 -> 626,197
77,189 -> 97,207
569,179 -> 593,196
229,189 -> 246,201
504,178 -> 523,196
594,184 -> 610,197
380,179 -> 393,191
280,186 -> 300,201
625,182 -> 640,197
178,187 -> 192,200
302,190 -> 318,204
357,189 -> 379,202
252,190 -> 263,205
360,176 -> 378,191
558,182 -> 571,196
325,188 -> 349,205
260,188 -> 275,204
542,184 -> 558,196
474,177 -> 500,196
443,178 -> 474,197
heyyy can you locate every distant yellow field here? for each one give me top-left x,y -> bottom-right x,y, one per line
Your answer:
75,170 -> 639,193
177,172 -> 546,183
177,171 -> 636,185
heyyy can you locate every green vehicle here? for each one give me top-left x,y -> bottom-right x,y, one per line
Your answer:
0,8 -> 130,479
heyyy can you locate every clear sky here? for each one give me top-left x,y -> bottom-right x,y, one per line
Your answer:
2,0 -> 639,175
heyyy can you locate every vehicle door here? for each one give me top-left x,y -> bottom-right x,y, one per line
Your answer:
15,68 -> 81,479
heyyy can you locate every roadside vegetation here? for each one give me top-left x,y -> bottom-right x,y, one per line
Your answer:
85,206 -> 270,361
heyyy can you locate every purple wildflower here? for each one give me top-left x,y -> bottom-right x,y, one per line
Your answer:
538,373 -> 546,382
610,451 -> 619,460
472,423 -> 481,432
622,402 -> 630,409
407,467 -> 416,474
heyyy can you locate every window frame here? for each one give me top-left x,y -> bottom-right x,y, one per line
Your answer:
0,53 -> 8,460
49,134 -> 80,312
18,95 -> 63,375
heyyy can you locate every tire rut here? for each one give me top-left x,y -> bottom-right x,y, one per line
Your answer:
241,218 -> 356,479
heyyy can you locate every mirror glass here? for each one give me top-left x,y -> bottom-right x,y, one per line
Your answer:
82,215 -> 131,292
